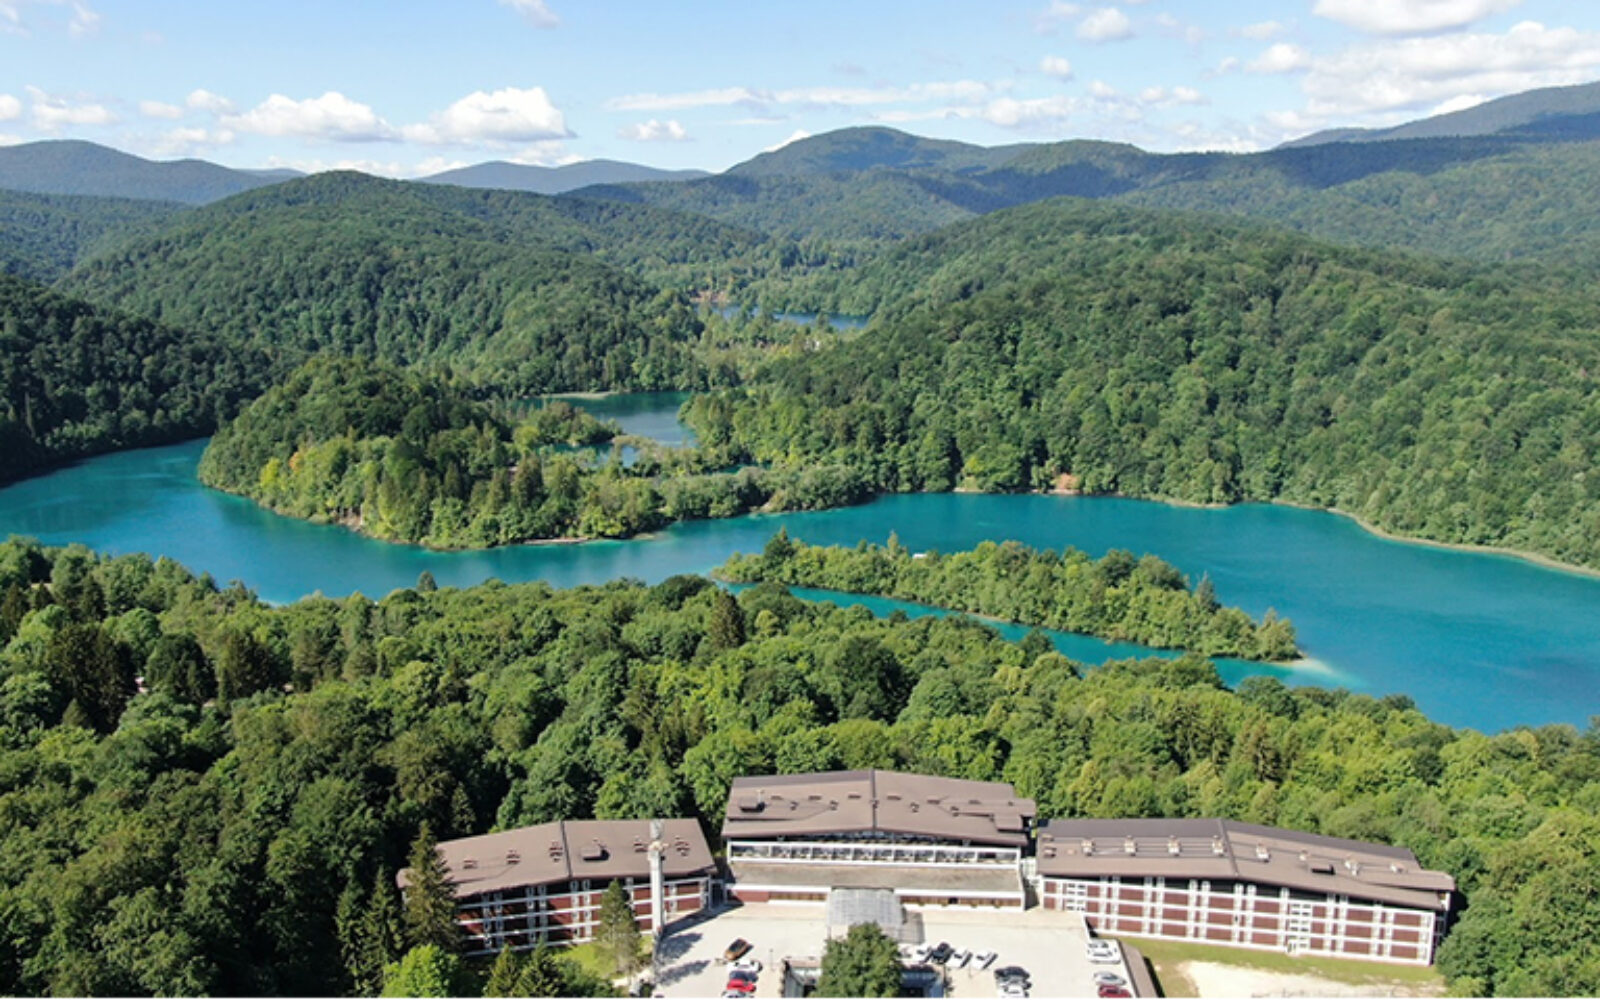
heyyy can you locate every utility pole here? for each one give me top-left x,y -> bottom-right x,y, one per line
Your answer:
648,818 -> 666,986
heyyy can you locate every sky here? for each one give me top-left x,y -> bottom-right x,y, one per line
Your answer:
4,0 -> 1600,176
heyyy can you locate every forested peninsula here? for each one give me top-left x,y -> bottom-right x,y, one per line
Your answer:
198,357 -> 873,547
716,533 -> 1298,661
0,537 -> 1591,996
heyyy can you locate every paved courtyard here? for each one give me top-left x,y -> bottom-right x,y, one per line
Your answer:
653,902 -> 1137,998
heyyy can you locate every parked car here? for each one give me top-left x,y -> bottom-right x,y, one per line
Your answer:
1097,987 -> 1131,999
951,947 -> 973,968
972,949 -> 998,970
999,984 -> 1030,999
728,969 -> 758,985
731,958 -> 762,976
1093,971 -> 1126,986
722,979 -> 756,996
1087,940 -> 1121,964
929,942 -> 955,964
910,943 -> 935,964
994,965 -> 1031,986
723,939 -> 753,962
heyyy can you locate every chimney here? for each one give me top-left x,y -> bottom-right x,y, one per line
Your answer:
506,849 -> 521,864
1082,838 -> 1095,856
1255,843 -> 1270,862
1212,837 -> 1226,857
1124,837 -> 1137,856
1168,837 -> 1181,857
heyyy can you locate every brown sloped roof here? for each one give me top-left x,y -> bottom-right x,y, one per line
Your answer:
721,770 -> 1037,847
1037,818 -> 1454,911
400,819 -> 716,899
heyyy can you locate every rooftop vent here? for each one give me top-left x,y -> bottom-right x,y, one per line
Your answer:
908,802 -> 920,812
737,796 -> 765,813
808,794 -> 823,801
1299,850 -> 1309,862
926,796 -> 944,804
886,794 -> 902,801
674,838 -> 691,856
505,849 -> 521,864
1212,837 -> 1226,857
1082,839 -> 1095,856
461,857 -> 478,870
1346,858 -> 1362,877
1043,846 -> 1057,859
1124,838 -> 1137,856
579,841 -> 606,863
632,838 -> 647,854
1255,844 -> 1270,862
1311,861 -> 1336,875
1390,863 -> 1406,874
548,840 -> 563,860
829,800 -> 839,811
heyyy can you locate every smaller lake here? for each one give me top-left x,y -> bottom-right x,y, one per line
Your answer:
711,306 -> 870,331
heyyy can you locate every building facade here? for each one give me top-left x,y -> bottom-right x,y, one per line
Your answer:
1037,819 -> 1455,965
721,769 -> 1036,909
408,818 -> 717,956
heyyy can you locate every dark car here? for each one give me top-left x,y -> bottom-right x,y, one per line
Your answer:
928,942 -> 954,964
723,938 -> 753,962
994,965 -> 1030,985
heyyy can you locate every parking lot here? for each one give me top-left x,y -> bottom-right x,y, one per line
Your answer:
653,902 -> 1137,998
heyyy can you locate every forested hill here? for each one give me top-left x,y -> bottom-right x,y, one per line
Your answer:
0,139 -> 291,204
0,273 -> 269,484
57,172 -> 767,394
582,126 -> 1600,268
686,197 -> 1600,569
0,538 -> 1594,996
0,190 -> 183,283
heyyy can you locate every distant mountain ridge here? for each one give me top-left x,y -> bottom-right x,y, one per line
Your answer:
1282,79 -> 1600,147
0,140 -> 297,205
421,158 -> 708,194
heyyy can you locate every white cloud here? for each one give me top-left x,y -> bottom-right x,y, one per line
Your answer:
261,154 -> 411,178
498,0 -> 558,28
142,125 -> 236,158
1301,20 -> 1600,117
506,140 -> 580,166
0,0 -> 98,36
401,86 -> 569,145
65,0 -> 95,35
0,133 -> 23,146
606,87 -> 762,112
225,92 -> 396,142
0,93 -> 20,121
617,118 -> 689,142
1153,12 -> 1204,45
27,86 -> 116,130
765,129 -> 810,152
1215,56 -> 1242,74
1239,20 -> 1286,40
1040,55 -> 1074,79
1077,7 -> 1132,42
186,89 -> 235,114
1171,86 -> 1206,105
1089,79 -> 1118,98
1312,0 -> 1521,36
605,79 -> 999,114
138,99 -> 183,119
1249,43 -> 1313,73
1136,85 -> 1208,108
1034,1 -> 1081,33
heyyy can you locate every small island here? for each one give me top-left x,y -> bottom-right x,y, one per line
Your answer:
716,531 -> 1299,662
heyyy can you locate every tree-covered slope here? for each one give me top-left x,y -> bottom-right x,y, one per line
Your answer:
199,357 -> 876,548
58,173 -> 748,394
716,533 -> 1298,660
0,273 -> 269,484
0,539 -> 1596,996
0,189 -> 183,283
688,198 -> 1600,568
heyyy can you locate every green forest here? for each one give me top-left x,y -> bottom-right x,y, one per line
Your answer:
199,357 -> 874,547
0,538 -> 1594,996
685,199 -> 1600,569
0,273 -> 269,485
716,533 -> 1297,660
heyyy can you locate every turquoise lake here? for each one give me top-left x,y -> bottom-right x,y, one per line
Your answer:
3,412 -> 1599,733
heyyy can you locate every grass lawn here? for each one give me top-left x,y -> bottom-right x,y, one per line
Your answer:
1128,937 -> 1446,997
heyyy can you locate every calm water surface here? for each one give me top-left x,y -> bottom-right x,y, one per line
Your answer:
4,410 -> 1600,732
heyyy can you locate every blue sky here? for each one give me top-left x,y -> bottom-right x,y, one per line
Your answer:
4,0 -> 1600,175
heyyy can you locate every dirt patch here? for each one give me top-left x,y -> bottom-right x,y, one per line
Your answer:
1179,960 -> 1446,998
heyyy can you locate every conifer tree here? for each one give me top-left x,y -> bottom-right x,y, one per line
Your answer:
708,588 -> 745,651
358,869 -> 406,995
483,947 -> 522,998
402,823 -> 460,952
595,879 -> 644,978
